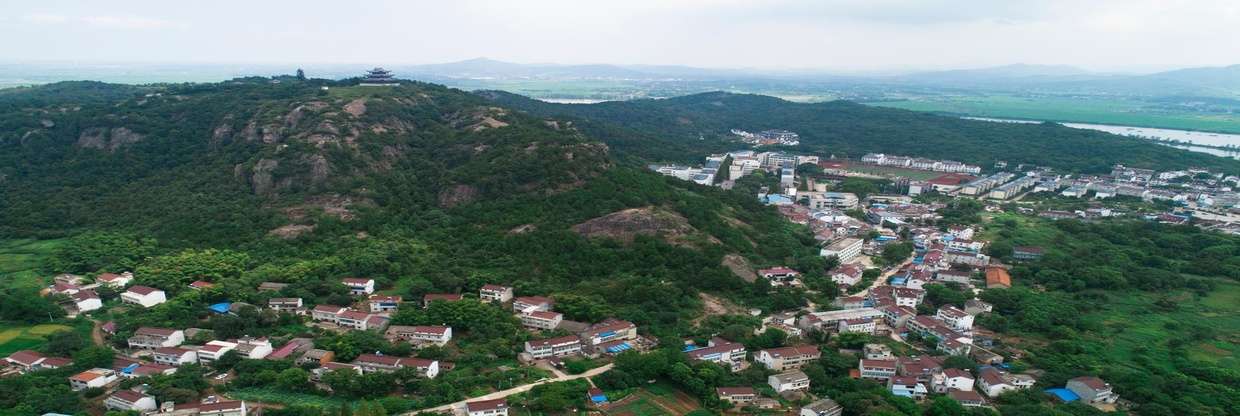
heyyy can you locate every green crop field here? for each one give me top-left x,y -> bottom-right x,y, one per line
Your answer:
0,239 -> 63,290
0,323 -> 75,356
867,95 -> 1240,134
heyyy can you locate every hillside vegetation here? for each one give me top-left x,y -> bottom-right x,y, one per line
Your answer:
484,91 -> 1240,173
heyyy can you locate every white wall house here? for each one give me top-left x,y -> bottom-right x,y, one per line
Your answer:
121,286 -> 167,307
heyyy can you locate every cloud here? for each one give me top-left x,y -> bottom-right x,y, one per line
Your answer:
21,13 -> 181,29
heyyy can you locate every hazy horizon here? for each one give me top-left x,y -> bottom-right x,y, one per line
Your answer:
3,0 -> 1239,73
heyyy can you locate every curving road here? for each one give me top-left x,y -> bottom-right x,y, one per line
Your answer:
407,363 -> 614,415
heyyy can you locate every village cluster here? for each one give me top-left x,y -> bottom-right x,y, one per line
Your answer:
7,138 -> 1230,416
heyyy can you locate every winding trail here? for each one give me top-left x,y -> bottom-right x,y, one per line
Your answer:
407,363 -> 614,415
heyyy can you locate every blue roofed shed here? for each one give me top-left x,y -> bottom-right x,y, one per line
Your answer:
208,302 -> 232,314
1045,388 -> 1079,402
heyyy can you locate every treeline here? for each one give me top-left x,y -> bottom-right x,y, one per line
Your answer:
484,90 -> 1240,174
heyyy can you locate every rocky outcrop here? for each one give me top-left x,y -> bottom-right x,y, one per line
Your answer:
573,207 -> 703,245
76,127 -> 144,151
438,184 -> 479,208
249,159 -> 280,196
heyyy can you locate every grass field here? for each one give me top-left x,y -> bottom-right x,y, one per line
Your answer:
867,95 -> 1240,134
0,238 -> 63,290
227,387 -> 355,409
0,323 -> 75,356
603,382 -> 700,416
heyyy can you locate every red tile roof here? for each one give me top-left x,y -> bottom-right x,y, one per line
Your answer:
466,399 -> 507,412
126,285 -> 162,295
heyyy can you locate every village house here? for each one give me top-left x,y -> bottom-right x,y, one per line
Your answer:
105,390 -> 157,412
69,368 -> 117,391
70,290 -> 103,313
4,350 -> 72,372
870,286 -> 925,308
935,368 -> 975,393
964,299 -> 993,315
197,400 -> 249,416
889,376 -> 928,400
267,298 -> 304,314
519,310 -> 563,330
352,354 -> 439,378
311,305 -> 348,323
799,308 -> 885,332
936,305 -> 974,331
881,305 -> 917,329
232,337 -> 274,359
758,266 -> 801,286
864,344 -> 894,360
421,293 -> 463,307
859,359 -> 898,380
337,310 -> 388,331
985,267 -> 1012,289
834,296 -> 868,310
128,327 -> 185,349
257,282 -> 289,292
686,338 -> 748,372
298,349 -> 335,366
756,345 -> 822,371
196,341 -> 238,364
977,367 -> 1036,397
580,319 -> 638,347
524,335 -> 583,359
512,296 -> 554,313
385,325 -> 453,346
769,370 -> 811,393
716,387 -> 757,406
1066,376 -> 1119,405
96,272 -> 134,288
342,278 -> 375,295
188,280 -> 214,290
821,238 -> 863,262
367,294 -> 402,313
152,347 -> 198,366
121,285 -> 167,307
838,318 -> 877,334
801,398 -> 843,416
1012,246 -> 1045,261
466,398 -> 508,416
266,338 -> 313,361
949,390 -> 985,407
830,263 -> 864,287
935,269 -> 972,285
49,282 -> 81,296
947,251 -> 990,268
479,284 -> 514,303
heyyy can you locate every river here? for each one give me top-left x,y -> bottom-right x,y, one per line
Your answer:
962,117 -> 1240,159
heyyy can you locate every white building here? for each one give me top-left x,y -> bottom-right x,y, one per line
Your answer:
479,284 -> 514,303
197,340 -> 238,364
105,391 -> 157,412
128,327 -> 185,349
519,311 -> 563,330
121,285 -> 167,308
342,278 -> 375,295
385,325 -> 453,346
152,347 -> 198,366
524,335 -> 583,359
71,290 -> 103,313
821,238 -> 863,262
466,399 -> 508,416
96,272 -> 134,288
69,368 -> 117,390
768,370 -> 811,393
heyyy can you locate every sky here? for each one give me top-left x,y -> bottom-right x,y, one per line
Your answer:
2,0 -> 1239,72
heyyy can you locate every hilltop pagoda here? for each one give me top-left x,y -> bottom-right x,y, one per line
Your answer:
360,67 -> 398,86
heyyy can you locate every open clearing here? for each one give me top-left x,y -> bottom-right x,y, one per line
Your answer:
0,323 -> 74,356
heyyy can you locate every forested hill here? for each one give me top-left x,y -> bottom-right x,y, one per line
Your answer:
0,77 -> 829,334
0,78 -> 613,243
482,90 -> 1240,173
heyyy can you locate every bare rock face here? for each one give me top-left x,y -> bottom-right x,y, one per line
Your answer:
40,120 -> 55,128
212,123 -> 233,142
268,224 -> 315,239
343,98 -> 367,117
76,127 -> 109,149
572,206 -> 698,245
76,127 -> 144,151
249,159 -> 280,196
307,154 -> 330,184
438,184 -> 479,208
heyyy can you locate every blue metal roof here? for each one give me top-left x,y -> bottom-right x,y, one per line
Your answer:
605,342 -> 632,353
590,394 -> 608,403
1045,388 -> 1079,402
208,302 -> 232,314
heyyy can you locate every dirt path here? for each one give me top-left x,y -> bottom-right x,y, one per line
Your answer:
408,363 -> 614,415
90,319 -> 105,346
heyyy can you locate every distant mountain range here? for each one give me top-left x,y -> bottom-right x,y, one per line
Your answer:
393,58 -> 1240,97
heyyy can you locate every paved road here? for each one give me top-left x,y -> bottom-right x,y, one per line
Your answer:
407,363 -> 614,415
